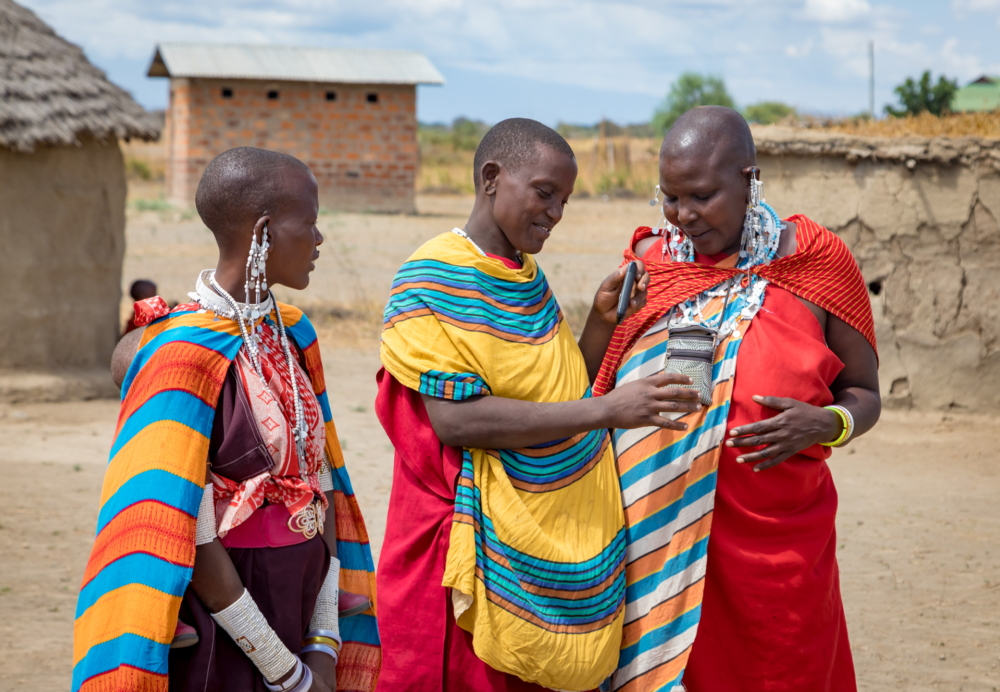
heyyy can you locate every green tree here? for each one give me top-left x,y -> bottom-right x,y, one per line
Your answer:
885,71 -> 958,117
743,101 -> 796,125
651,73 -> 736,134
451,117 -> 489,151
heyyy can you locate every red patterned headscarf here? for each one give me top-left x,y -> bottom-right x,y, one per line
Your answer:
593,214 -> 877,396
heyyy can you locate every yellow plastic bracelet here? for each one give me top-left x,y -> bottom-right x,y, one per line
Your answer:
820,406 -> 849,447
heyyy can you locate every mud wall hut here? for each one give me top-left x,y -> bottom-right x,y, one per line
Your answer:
0,0 -> 158,373
755,127 -> 1000,412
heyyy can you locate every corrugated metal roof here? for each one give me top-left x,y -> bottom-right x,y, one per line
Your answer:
147,42 -> 445,85
952,77 -> 1000,113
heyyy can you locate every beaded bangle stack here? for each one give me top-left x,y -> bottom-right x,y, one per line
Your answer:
262,658 -> 313,692
821,405 -> 855,447
301,630 -> 342,663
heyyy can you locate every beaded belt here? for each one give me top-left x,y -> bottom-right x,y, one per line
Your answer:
221,501 -> 325,550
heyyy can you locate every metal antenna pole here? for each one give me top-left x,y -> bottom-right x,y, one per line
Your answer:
869,40 -> 875,118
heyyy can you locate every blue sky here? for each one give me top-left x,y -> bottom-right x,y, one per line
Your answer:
19,0 -> 1000,126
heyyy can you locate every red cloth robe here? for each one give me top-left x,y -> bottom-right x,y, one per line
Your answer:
373,370 -> 546,692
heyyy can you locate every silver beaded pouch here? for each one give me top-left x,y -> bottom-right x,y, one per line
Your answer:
663,325 -> 717,406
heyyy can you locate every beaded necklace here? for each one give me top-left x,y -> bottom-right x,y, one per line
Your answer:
452,227 -> 523,264
192,270 -> 309,472
651,184 -> 785,338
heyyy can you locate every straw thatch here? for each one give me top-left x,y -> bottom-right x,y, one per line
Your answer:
0,0 -> 159,152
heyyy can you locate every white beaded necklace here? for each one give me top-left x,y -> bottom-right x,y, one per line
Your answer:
451,227 -> 522,264
192,270 -> 308,470
650,179 -> 784,340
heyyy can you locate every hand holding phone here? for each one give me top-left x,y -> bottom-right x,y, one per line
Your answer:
616,261 -> 638,325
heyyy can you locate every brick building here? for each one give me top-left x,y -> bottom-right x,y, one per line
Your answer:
148,43 -> 444,213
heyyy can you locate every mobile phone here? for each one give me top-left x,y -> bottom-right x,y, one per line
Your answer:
616,261 -> 638,325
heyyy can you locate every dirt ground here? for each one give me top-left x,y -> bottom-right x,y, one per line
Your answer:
1,194 -> 998,690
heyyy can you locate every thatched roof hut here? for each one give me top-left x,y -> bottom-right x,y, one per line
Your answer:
0,0 -> 159,391
0,0 -> 158,151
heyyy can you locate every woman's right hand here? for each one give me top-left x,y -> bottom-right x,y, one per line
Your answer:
601,372 -> 702,431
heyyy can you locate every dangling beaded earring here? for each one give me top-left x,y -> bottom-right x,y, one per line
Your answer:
739,168 -> 781,268
648,184 -> 694,262
245,224 -> 270,321
206,224 -> 309,470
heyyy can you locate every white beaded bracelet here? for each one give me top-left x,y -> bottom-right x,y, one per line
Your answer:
308,557 -> 341,643
210,589 -> 298,684
263,658 -> 314,692
301,641 -> 339,664
318,462 -> 334,493
194,484 -> 217,546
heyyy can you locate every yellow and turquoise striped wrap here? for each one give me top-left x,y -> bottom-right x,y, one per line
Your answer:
380,232 -> 626,691
72,303 -> 381,692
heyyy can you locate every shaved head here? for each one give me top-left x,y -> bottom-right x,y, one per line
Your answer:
473,118 -> 575,190
195,147 -> 311,244
661,106 -> 756,169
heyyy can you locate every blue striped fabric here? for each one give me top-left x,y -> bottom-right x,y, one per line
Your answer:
610,284 -> 758,692
497,429 -> 608,490
385,259 -> 562,343
418,370 -> 492,400
455,451 -> 628,632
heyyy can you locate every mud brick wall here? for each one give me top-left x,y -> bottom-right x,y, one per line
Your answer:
165,78 -> 418,213
0,137 -> 126,369
755,127 -> 1000,412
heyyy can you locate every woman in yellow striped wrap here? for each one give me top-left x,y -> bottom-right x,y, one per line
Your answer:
374,118 -> 702,692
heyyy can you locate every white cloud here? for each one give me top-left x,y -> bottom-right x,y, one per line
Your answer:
803,0 -> 871,22
952,0 -> 1000,9
951,0 -> 1000,26
940,37 -> 986,78
786,41 -> 814,57
12,0 -> 1000,121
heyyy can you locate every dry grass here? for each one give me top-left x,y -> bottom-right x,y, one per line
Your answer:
120,138 -> 167,182
819,110 -> 1000,138
417,136 -> 660,199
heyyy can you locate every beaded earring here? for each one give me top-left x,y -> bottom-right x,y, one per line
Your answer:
244,224 -> 270,321
739,168 -> 781,267
648,184 -> 694,262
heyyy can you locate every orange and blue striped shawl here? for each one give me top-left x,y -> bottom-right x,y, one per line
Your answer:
72,303 -> 381,692
611,286 -> 742,692
380,231 -> 626,691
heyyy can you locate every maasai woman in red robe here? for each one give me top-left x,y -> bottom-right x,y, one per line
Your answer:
594,107 -> 881,692
374,119 -> 702,692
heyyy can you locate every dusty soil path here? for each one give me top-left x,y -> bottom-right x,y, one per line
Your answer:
1,350 -> 998,690
3,194 -> 998,689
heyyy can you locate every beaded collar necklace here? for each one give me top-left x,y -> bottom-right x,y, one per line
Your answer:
649,179 -> 785,339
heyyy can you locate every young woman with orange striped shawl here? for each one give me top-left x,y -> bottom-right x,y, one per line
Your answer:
73,148 -> 380,692
594,107 -> 880,692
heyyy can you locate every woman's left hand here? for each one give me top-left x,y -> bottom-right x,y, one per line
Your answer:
726,395 -> 841,472
592,261 -> 649,326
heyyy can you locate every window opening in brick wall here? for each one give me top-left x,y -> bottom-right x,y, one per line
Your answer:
326,91 -> 337,101
267,90 -> 279,100
221,87 -> 233,98
366,92 -> 378,103
346,171 -> 360,179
